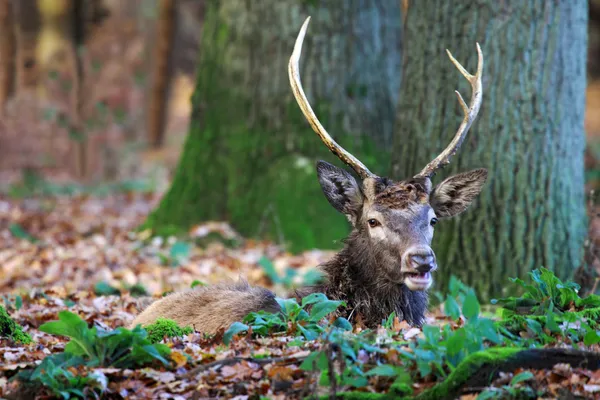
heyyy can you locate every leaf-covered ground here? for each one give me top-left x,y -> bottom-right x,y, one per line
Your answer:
1,193 -> 600,399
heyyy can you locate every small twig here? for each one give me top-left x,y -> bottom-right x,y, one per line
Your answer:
184,354 -> 308,379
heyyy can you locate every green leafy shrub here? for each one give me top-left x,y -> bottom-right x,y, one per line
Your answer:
400,281 -> 505,379
17,311 -> 170,399
224,292 -> 346,344
0,305 -> 33,344
492,268 -> 600,345
492,267 -> 600,313
300,328 -> 410,391
39,311 -> 170,368
476,371 -> 537,400
144,318 -> 193,343
21,353 -> 104,400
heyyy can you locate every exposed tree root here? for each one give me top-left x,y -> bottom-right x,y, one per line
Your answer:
328,347 -> 600,400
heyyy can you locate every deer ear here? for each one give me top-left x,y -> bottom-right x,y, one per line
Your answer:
316,161 -> 363,218
430,169 -> 487,218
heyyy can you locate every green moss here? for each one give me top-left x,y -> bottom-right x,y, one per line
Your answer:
412,348 -> 523,400
145,318 -> 193,343
0,305 -> 33,344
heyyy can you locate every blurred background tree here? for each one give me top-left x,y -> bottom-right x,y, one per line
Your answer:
142,0 -> 403,251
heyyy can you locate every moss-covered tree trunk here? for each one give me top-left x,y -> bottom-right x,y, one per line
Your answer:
144,0 -> 402,251
391,1 -> 588,299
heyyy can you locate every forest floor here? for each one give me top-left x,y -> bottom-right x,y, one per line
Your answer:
1,192 -> 600,399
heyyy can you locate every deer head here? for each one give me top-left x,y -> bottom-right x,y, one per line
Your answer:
289,17 -> 487,292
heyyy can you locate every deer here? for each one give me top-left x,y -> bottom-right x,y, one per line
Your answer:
129,17 -> 486,333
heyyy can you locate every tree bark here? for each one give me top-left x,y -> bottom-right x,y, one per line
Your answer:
391,0 -> 588,299
143,0 -> 402,251
12,0 -> 40,91
0,0 -> 16,111
147,0 -> 176,148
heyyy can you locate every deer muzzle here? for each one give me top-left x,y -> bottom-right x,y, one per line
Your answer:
402,247 -> 437,291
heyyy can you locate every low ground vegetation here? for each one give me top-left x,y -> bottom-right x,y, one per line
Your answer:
1,193 -> 600,399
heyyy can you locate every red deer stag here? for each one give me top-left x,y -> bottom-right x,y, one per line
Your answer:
130,17 -> 486,332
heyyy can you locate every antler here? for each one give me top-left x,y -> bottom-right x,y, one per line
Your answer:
288,17 -> 375,180
415,43 -> 484,179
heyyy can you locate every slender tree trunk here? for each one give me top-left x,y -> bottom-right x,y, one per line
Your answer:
143,0 -> 402,251
391,0 -> 588,299
0,0 -> 16,111
147,0 -> 176,148
13,0 -> 40,91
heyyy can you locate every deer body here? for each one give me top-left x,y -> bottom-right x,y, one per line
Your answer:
130,17 -> 487,334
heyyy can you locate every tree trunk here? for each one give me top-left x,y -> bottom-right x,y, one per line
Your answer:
143,0 -> 402,251
147,0 -> 176,149
391,0 -> 588,299
0,0 -> 16,111
13,0 -> 40,91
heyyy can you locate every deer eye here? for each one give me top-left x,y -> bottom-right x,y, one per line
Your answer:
430,217 -> 439,226
367,219 -> 381,228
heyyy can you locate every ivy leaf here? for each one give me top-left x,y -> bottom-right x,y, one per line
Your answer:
462,291 -> 480,320
444,296 -> 461,320
510,371 -> 534,385
445,328 -> 466,356
301,293 -> 328,307
223,322 -> 248,345
258,256 -> 281,284
584,330 -> 600,346
297,325 -> 319,341
475,318 -> 502,344
309,299 -> 344,322
39,311 -> 95,358
366,364 -> 398,377
333,317 -> 352,331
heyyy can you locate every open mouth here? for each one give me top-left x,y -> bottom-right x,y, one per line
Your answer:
404,272 -> 432,289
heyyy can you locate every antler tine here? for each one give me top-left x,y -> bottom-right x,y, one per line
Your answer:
415,43 -> 484,179
288,17 -> 375,180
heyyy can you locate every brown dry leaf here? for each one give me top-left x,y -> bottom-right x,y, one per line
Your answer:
268,365 -> 295,381
170,350 -> 188,368
394,316 -> 410,332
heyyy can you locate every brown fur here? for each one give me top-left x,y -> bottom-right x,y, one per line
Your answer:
129,281 -> 279,333
373,179 -> 430,209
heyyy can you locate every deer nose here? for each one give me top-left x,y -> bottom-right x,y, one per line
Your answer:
409,254 -> 436,272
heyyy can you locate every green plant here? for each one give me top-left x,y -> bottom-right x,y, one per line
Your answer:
190,279 -> 207,288
0,305 -> 33,344
492,268 -> 600,345
476,371 -> 537,400
127,283 -> 149,297
223,292 -> 346,344
20,353 -> 105,400
144,318 -> 193,343
39,311 -> 170,368
400,282 -> 505,379
8,223 -> 38,243
492,268 -> 600,313
93,281 -> 121,296
300,328 -> 409,391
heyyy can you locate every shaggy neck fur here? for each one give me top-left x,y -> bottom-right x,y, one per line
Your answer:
301,229 -> 428,328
